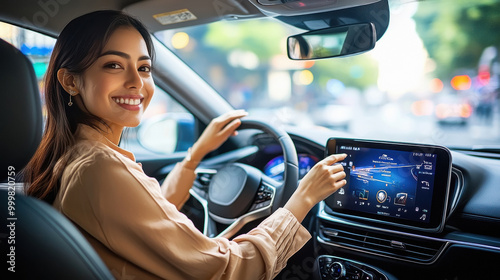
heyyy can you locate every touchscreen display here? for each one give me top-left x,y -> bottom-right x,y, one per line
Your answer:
325,138 -> 452,232
334,146 -> 435,223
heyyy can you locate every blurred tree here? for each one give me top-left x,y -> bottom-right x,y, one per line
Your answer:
204,19 -> 287,60
204,19 -> 379,94
313,54 -> 379,91
414,0 -> 500,79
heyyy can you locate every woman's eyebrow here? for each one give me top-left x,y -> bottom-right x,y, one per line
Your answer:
99,50 -> 151,61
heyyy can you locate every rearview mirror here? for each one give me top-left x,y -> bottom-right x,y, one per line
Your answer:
287,23 -> 376,60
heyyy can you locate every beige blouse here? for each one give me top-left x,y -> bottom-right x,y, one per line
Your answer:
53,125 -> 311,280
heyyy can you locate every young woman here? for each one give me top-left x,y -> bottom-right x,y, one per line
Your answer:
24,10 -> 347,280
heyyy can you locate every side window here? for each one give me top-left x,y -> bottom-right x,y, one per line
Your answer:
1,22 -> 55,124
1,22 -> 195,155
123,86 -> 195,155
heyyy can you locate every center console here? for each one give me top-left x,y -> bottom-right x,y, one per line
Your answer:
312,138 -> 453,280
316,256 -> 388,280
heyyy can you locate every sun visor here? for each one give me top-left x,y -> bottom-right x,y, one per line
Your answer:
124,0 -> 263,32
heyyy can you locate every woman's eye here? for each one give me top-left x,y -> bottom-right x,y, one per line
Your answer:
139,65 -> 151,73
105,63 -> 122,69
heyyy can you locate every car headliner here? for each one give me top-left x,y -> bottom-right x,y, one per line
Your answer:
0,0 -> 389,37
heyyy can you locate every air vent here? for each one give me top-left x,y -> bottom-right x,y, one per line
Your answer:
447,168 -> 464,218
319,224 -> 447,264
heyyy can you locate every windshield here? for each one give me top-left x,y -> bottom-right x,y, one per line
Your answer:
155,0 -> 500,148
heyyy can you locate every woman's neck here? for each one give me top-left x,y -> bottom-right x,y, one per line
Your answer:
94,122 -> 123,146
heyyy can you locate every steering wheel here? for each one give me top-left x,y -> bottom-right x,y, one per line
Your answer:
190,119 -> 299,238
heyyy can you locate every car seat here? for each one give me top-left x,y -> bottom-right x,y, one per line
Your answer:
0,38 -> 114,279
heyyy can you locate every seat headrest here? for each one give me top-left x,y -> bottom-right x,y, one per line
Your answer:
0,39 -> 43,181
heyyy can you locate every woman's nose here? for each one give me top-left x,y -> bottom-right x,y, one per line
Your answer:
125,68 -> 143,89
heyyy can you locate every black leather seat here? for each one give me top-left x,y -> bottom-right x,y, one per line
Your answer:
0,38 -> 114,279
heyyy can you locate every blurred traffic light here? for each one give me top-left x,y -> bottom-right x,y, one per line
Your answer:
450,75 -> 471,90
477,66 -> 490,86
430,78 -> 444,93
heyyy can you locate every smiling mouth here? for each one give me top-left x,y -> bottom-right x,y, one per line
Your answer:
112,97 -> 143,105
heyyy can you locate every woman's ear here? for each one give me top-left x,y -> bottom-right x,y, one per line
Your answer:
57,68 -> 79,96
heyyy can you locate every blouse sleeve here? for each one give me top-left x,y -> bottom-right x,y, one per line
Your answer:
160,162 -> 196,210
58,152 -> 311,280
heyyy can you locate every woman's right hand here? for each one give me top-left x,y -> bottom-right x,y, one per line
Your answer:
284,153 -> 347,222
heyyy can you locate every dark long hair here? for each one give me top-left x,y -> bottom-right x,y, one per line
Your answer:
24,10 -> 155,203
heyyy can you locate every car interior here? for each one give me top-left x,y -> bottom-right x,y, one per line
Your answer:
1,0 -> 500,279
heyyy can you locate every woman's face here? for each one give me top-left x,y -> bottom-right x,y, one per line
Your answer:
78,26 -> 154,130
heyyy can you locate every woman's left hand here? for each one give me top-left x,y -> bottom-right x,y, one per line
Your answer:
189,110 -> 248,162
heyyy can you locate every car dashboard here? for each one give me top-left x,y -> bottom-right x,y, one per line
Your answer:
234,130 -> 500,280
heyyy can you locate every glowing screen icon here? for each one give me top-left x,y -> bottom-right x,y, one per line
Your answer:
394,193 -> 408,206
